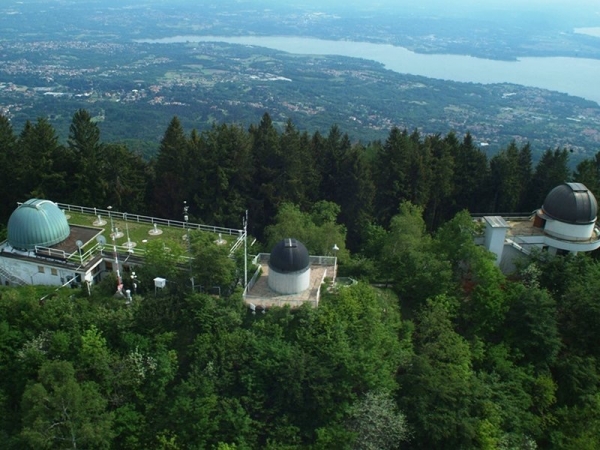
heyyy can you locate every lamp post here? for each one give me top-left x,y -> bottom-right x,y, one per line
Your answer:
332,243 -> 339,282
107,205 -> 123,294
243,210 -> 248,295
124,212 -> 133,250
107,205 -> 114,235
184,201 -> 194,291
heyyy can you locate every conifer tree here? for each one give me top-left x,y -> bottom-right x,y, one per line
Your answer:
197,123 -> 253,227
490,142 -> 523,213
17,118 -> 65,201
278,119 -> 319,209
451,132 -> 490,213
425,133 -> 455,228
406,129 -> 432,209
0,115 -> 18,222
67,109 -> 105,207
319,124 -> 351,206
153,116 -> 188,218
528,148 -> 571,208
517,143 -> 534,211
100,143 -> 149,213
249,112 -> 282,235
374,127 -> 413,226
336,143 -> 376,251
573,152 -> 600,196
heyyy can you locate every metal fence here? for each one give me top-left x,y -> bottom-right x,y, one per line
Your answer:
57,203 -> 243,236
250,253 -> 337,267
57,202 -> 246,257
244,253 -> 337,297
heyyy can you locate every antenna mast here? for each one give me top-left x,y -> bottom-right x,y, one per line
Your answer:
244,210 -> 248,294
108,206 -> 123,295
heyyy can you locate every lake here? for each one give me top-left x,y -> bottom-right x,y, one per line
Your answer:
138,35 -> 600,106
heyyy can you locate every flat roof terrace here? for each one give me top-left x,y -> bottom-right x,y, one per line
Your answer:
57,203 -> 246,257
244,254 -> 337,309
506,217 -> 545,238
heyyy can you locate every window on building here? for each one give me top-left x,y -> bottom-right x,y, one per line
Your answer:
38,266 -> 45,274
51,268 -> 58,276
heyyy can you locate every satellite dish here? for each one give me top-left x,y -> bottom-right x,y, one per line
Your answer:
96,235 -> 107,245
75,240 -> 83,249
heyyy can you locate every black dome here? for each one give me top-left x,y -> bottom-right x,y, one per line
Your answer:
542,182 -> 598,224
269,238 -> 310,273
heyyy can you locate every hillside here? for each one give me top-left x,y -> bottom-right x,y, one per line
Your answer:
2,40 -> 600,163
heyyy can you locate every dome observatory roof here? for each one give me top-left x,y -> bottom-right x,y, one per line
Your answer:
269,238 -> 310,273
7,199 -> 70,251
542,182 -> 598,224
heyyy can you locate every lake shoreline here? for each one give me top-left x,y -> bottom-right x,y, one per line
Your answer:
136,35 -> 600,106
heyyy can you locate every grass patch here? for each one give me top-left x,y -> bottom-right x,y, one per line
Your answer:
65,211 -> 236,256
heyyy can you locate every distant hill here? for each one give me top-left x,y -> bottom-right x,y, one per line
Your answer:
2,0 -> 600,164
1,40 -> 599,164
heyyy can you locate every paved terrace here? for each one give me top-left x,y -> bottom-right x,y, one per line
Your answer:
244,254 -> 337,309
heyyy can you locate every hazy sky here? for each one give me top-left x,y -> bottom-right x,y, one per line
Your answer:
6,1 -> 600,14
279,0 -> 600,17
292,0 -> 599,8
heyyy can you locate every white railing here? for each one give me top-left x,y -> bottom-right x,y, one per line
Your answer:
250,253 -> 337,267
0,264 -> 27,286
57,203 -> 243,236
57,202 -> 245,257
244,253 -> 337,299
315,268 -> 328,307
244,264 -> 262,296
506,238 -> 531,256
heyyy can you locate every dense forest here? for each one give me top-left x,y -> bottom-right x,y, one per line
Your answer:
2,109 -> 600,243
2,110 -> 600,449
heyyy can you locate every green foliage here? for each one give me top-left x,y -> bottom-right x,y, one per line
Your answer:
346,390 -> 410,450
399,299 -> 485,449
20,360 -> 114,449
153,116 -> 189,219
503,283 -> 561,369
3,109 -> 600,449
374,202 -> 452,304
68,109 -> 106,207
489,142 -> 534,213
135,239 -> 185,291
451,132 -> 490,214
264,201 -> 349,262
190,231 -> 237,293
573,151 -> 600,197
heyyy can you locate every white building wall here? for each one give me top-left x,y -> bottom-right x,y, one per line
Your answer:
483,217 -> 510,266
544,235 -> 600,253
500,245 -> 530,274
544,219 -> 595,242
0,258 -> 78,286
268,267 -> 311,294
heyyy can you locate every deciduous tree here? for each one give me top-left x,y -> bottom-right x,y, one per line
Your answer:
20,360 -> 113,449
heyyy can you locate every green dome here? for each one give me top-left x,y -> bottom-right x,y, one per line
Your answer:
7,199 -> 70,251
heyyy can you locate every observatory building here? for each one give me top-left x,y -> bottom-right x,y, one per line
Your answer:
478,182 -> 600,272
0,198 -> 247,293
0,199 -> 108,287
267,238 -> 311,295
244,238 -> 337,309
